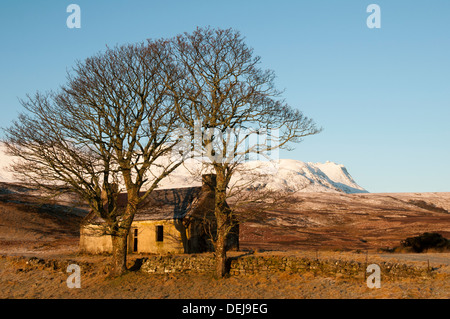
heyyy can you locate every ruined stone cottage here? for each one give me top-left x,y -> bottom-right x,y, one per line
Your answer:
79,174 -> 239,254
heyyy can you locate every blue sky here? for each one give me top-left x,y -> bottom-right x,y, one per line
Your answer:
0,0 -> 449,193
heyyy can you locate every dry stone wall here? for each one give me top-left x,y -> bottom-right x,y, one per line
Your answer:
140,254 -> 434,279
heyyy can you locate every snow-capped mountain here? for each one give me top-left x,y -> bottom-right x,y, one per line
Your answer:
0,145 -> 367,194
155,158 -> 368,194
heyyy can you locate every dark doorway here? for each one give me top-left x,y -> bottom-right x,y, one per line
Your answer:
133,228 -> 138,252
156,225 -> 164,242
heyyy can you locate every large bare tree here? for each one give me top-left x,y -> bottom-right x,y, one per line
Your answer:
162,27 -> 322,277
2,41 -> 185,275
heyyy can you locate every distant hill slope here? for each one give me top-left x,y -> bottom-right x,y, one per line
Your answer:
0,182 -> 88,256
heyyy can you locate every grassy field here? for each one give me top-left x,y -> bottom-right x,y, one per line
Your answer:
1,251 -> 449,299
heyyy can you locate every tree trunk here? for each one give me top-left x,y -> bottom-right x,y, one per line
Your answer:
110,231 -> 128,276
109,187 -> 138,276
214,228 -> 227,278
213,170 -> 230,278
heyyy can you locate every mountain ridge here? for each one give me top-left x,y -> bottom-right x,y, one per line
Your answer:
0,146 -> 367,194
155,158 -> 368,194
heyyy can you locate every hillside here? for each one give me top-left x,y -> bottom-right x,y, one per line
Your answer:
0,182 -> 88,256
0,180 -> 449,256
239,191 -> 450,252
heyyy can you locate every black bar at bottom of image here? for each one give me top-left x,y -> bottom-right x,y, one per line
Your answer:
0,299 -> 448,317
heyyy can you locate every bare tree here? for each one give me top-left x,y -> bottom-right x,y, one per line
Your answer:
2,41 -> 185,275
162,27 -> 322,277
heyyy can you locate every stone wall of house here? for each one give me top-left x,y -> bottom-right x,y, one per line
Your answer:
130,220 -> 188,254
80,219 -> 193,255
139,254 -> 434,279
79,225 -> 113,254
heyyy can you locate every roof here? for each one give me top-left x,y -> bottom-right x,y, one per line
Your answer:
129,186 -> 202,221
83,185 -> 215,225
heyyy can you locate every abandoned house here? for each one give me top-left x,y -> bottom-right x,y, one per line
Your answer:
79,174 -> 239,254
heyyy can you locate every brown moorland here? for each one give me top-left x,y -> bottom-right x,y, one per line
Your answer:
0,182 -> 449,299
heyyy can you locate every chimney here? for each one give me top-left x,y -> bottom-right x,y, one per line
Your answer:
201,174 -> 216,192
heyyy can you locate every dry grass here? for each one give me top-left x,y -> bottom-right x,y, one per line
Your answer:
0,251 -> 448,299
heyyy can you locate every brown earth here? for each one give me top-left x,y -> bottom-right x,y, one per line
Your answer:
0,182 -> 449,299
239,192 -> 450,252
